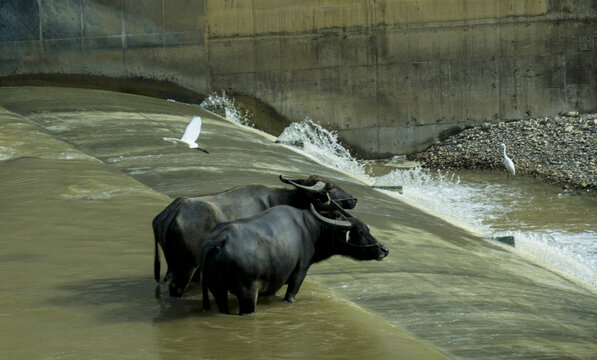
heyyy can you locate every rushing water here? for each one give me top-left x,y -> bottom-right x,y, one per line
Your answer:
200,88 -> 597,289
235,96 -> 596,289
1,87 -> 596,360
368,165 -> 597,288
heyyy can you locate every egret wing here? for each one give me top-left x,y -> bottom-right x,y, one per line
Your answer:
181,116 -> 202,144
506,158 -> 515,175
163,137 -> 180,144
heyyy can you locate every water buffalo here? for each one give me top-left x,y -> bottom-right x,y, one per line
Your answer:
152,175 -> 358,297
200,204 -> 389,315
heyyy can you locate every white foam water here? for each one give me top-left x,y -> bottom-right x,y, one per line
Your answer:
199,90 -> 255,127
374,167 -> 495,232
275,117 -> 597,289
496,230 -> 596,287
382,168 -> 597,288
206,92 -> 597,289
0,145 -> 16,160
167,90 -> 256,128
277,117 -> 370,180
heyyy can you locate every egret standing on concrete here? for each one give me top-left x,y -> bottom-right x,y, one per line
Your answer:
163,116 -> 210,154
500,143 -> 515,179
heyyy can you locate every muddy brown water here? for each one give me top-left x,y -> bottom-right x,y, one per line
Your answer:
1,87 -> 595,359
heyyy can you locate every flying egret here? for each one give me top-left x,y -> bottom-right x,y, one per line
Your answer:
500,143 -> 515,179
163,116 -> 209,154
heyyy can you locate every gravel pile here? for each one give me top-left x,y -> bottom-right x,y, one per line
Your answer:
407,113 -> 597,192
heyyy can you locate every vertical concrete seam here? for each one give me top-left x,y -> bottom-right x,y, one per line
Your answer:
38,0 -> 43,58
80,0 -> 84,71
562,20 -> 569,108
405,1 -> 411,132
252,0 -> 259,96
372,0 -> 381,154
462,0 -> 467,122
205,0 -> 211,91
496,0 -> 502,120
121,0 -> 126,75
38,0 -> 43,41
161,0 -> 165,47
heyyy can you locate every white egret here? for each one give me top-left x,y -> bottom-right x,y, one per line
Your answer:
500,143 -> 515,179
163,116 -> 209,154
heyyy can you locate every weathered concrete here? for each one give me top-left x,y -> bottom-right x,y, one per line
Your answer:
1,0 -> 595,157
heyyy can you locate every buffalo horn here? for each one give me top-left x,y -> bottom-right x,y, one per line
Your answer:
279,175 -> 294,184
309,204 -> 352,228
285,178 -> 327,193
331,200 -> 353,218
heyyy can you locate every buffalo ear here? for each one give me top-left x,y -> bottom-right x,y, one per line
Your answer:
310,204 -> 352,228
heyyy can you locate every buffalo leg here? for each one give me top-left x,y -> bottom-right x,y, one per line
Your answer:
168,266 -> 197,297
211,284 -> 229,314
284,271 -> 307,303
238,285 -> 258,315
202,276 -> 211,311
238,296 -> 256,315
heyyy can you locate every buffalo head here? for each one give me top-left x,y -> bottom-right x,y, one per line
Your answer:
310,204 -> 389,261
280,175 -> 357,210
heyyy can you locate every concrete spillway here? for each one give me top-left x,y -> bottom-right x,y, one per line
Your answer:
0,87 -> 595,359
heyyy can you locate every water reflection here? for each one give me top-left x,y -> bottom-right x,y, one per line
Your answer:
152,281 -> 440,360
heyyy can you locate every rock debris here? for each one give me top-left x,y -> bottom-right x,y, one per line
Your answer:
407,114 -> 597,192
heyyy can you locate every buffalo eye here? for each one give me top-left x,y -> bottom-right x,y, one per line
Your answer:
360,227 -> 370,239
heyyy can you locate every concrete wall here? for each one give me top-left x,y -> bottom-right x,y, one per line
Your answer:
1,0 -> 595,157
